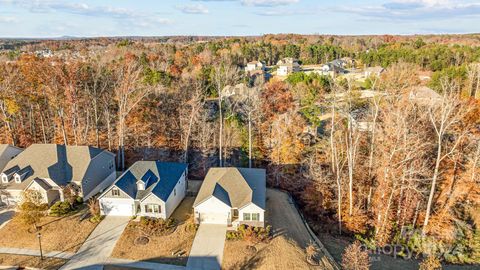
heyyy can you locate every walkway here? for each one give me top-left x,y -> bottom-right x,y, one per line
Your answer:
0,209 -> 14,230
0,247 -> 74,259
106,258 -> 185,270
186,224 -> 227,270
59,215 -> 130,270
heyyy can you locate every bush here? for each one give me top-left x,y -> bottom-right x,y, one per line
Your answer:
138,217 -> 176,236
49,201 -> 73,216
226,225 -> 271,244
419,255 -> 442,270
342,241 -> 370,270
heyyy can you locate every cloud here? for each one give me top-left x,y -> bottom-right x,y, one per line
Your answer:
176,4 -> 209,14
255,9 -> 314,16
334,0 -> 480,21
0,16 -> 16,23
0,0 -> 172,27
241,0 -> 299,7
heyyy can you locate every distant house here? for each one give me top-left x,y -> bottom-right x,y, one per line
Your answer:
221,83 -> 260,100
408,86 -> 442,106
364,66 -> 385,77
193,167 -> 266,229
321,59 -> 347,75
245,61 -> 265,72
35,49 -> 53,58
98,161 -> 188,218
0,144 -> 116,206
0,145 -> 23,172
277,58 -> 300,76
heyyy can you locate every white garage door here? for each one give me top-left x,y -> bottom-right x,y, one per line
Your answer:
100,200 -> 133,216
199,212 -> 228,224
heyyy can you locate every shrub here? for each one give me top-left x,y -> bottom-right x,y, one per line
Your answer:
49,201 -> 73,216
342,241 -> 370,270
419,255 -> 442,270
87,198 -> 101,223
138,217 -> 176,236
225,225 -> 271,244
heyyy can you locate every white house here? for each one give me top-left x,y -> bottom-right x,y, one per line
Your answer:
193,167 -> 266,229
277,58 -> 300,76
0,144 -> 116,206
245,61 -> 265,72
98,161 -> 188,219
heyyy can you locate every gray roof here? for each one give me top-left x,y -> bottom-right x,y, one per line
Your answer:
1,144 -> 113,191
193,167 -> 266,210
109,161 -> 187,201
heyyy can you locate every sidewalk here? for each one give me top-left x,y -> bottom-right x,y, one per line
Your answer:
0,247 -> 74,259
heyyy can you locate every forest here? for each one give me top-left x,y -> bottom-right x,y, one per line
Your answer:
0,34 -> 479,266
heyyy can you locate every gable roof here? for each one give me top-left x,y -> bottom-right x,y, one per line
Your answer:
193,167 -> 266,210
1,144 -> 114,191
107,161 -> 187,201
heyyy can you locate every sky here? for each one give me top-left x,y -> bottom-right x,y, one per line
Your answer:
0,0 -> 479,37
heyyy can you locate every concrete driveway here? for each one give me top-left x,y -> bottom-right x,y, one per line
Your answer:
186,224 -> 227,270
60,215 -> 130,270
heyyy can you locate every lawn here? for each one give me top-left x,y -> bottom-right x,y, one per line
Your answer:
222,236 -> 318,270
111,197 -> 197,266
0,207 -> 98,253
0,254 -> 67,269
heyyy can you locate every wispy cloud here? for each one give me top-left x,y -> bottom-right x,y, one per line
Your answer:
334,0 -> 480,21
176,4 -> 209,14
0,0 -> 172,27
255,8 -> 314,16
241,0 -> 299,7
0,16 -> 16,23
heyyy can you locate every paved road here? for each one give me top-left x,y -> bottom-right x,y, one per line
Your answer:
186,224 -> 227,270
60,216 -> 130,270
0,209 -> 14,229
0,247 -> 74,259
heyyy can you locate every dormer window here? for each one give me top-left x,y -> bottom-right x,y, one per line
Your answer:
14,174 -> 21,183
1,174 -> 8,184
137,181 -> 145,191
112,188 -> 120,197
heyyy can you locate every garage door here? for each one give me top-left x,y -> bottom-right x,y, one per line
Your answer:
199,212 -> 228,224
100,200 -> 133,216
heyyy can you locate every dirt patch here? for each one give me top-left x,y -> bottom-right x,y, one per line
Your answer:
0,209 -> 98,253
0,254 -> 67,269
222,236 -> 319,270
111,197 -> 196,266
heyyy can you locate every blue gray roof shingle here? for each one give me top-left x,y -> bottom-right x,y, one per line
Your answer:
112,161 -> 187,201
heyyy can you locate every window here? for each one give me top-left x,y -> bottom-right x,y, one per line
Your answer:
14,175 -> 20,183
1,175 -> 7,183
243,213 -> 260,221
145,204 -> 160,213
112,188 -> 120,197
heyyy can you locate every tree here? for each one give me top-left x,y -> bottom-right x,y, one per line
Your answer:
341,241 -> 370,270
419,255 -> 442,270
17,190 -> 47,229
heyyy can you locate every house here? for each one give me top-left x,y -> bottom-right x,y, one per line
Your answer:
193,167 -> 266,229
98,161 -> 188,219
0,144 -> 116,206
245,61 -> 265,72
0,145 -> 23,172
364,66 -> 385,77
408,86 -> 442,106
321,59 -> 347,75
277,58 -> 300,76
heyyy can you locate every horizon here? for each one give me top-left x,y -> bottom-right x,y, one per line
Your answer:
1,0 -> 480,38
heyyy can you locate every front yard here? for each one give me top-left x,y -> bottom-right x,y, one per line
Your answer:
223,236 -> 318,270
0,207 -> 98,253
0,254 -> 66,269
111,197 -> 197,266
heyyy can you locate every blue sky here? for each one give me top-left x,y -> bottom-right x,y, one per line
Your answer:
0,0 -> 479,37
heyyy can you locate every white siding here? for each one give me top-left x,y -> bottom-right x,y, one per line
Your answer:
164,171 -> 186,219
239,203 -> 264,222
140,194 -> 167,219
